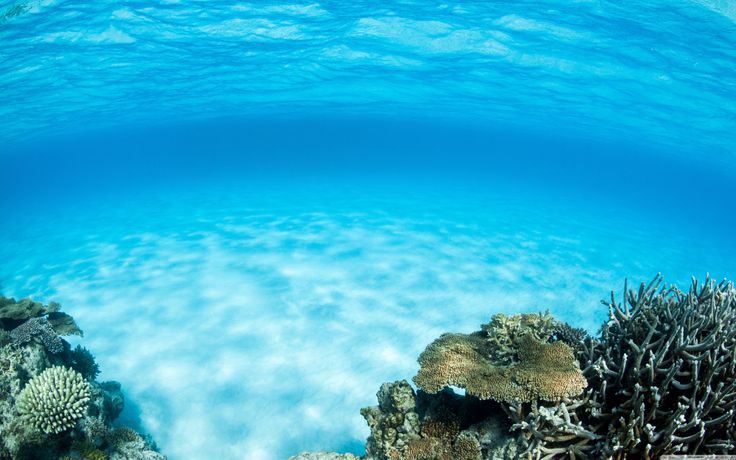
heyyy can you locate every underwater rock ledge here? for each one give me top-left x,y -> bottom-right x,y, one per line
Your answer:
291,275 -> 736,460
0,296 -> 165,460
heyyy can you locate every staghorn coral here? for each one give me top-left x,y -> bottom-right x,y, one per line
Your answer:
505,275 -> 736,459
413,326 -> 585,403
582,275 -> 736,458
502,392 -> 601,459
16,366 -> 91,434
9,317 -> 64,354
552,321 -> 590,354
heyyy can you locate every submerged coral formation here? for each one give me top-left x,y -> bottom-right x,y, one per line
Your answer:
0,294 -> 164,460
413,323 -> 586,403
17,366 -> 91,434
586,275 -> 736,457
292,275 -> 736,460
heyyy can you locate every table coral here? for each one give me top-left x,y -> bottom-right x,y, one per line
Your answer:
413,317 -> 586,403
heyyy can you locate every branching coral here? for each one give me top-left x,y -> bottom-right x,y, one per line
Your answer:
507,276 -> 736,459
582,275 -> 736,458
16,366 -> 91,434
552,322 -> 590,354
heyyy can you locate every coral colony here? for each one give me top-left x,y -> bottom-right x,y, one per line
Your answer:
0,297 -> 162,459
293,275 -> 736,460
2,275 -> 734,459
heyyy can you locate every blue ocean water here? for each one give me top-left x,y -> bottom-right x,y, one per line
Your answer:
1,1 -> 736,459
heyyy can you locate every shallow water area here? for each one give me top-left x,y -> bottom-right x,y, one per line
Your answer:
2,141 -> 735,457
2,0 -> 736,457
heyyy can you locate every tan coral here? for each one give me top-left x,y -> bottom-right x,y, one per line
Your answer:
413,326 -> 586,403
482,312 -> 559,365
512,335 -> 587,401
420,418 -> 459,440
413,332 -> 502,395
402,432 -> 482,460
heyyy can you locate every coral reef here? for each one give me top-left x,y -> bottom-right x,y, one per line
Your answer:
17,366 -> 91,434
360,381 -> 516,460
292,275 -> 736,460
360,381 -> 421,459
0,295 -> 165,460
47,312 -> 83,337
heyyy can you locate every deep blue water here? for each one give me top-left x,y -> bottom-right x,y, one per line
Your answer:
1,1 -> 736,459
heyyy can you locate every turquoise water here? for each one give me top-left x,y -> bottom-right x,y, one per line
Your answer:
1,1 -> 736,459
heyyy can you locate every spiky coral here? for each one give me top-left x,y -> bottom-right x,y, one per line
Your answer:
292,275 -> 736,460
506,276 -> 736,459
16,366 -> 91,434
584,275 -> 736,457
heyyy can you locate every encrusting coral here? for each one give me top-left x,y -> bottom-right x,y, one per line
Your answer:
291,275 -> 736,460
9,317 -> 64,354
16,366 -> 91,434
